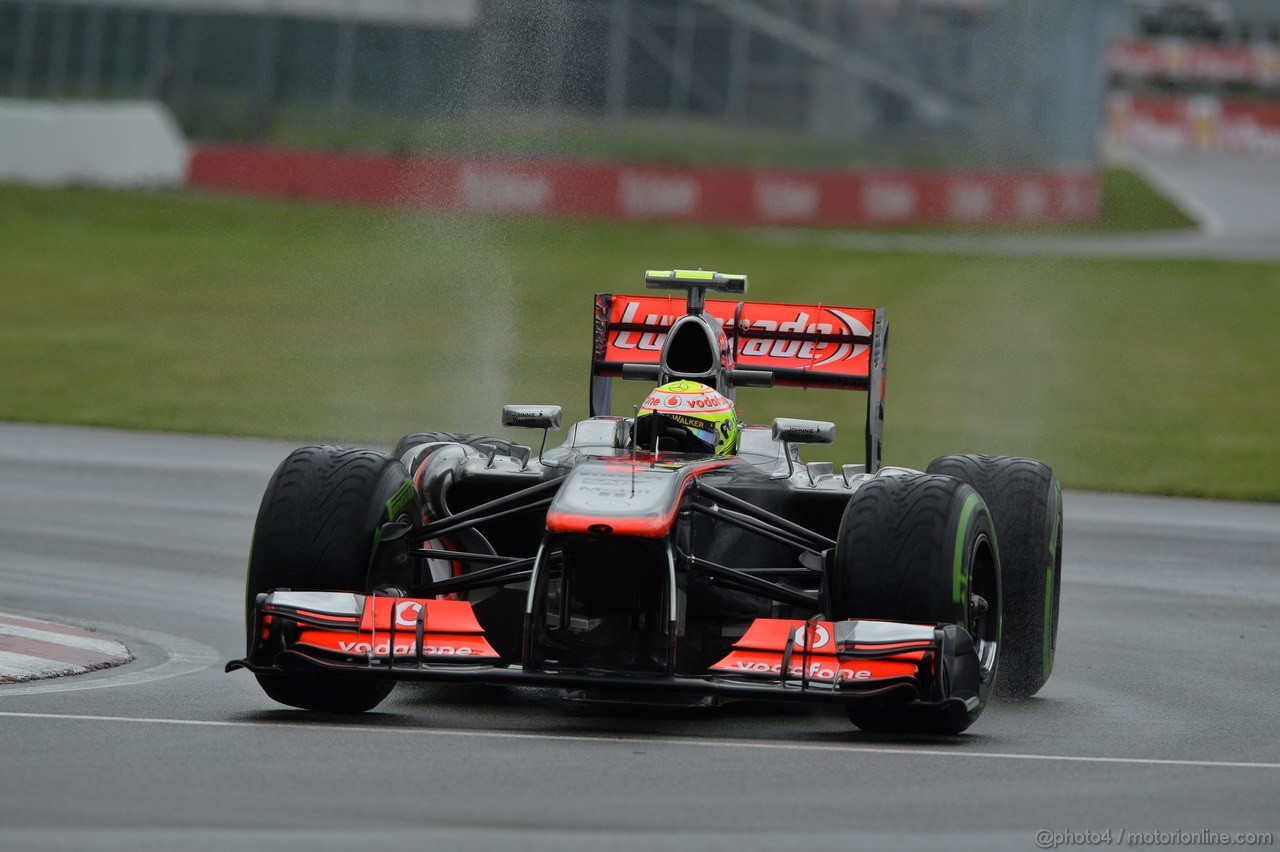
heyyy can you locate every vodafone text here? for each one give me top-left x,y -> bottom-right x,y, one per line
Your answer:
733,659 -> 873,681
338,640 -> 472,657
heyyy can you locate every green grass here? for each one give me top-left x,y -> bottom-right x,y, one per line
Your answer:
1094,168 -> 1197,232
1,183 -> 1275,500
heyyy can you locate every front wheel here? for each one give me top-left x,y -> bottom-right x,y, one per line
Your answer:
828,473 -> 1001,734
246,445 -> 421,712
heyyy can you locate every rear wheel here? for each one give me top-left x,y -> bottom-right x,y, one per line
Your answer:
246,445 -> 421,713
926,454 -> 1062,698
828,473 -> 1000,734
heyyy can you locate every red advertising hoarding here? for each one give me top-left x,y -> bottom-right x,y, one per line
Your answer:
188,146 -> 1101,227
1108,93 -> 1280,154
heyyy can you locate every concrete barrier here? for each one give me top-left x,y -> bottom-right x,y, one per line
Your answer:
0,99 -> 189,188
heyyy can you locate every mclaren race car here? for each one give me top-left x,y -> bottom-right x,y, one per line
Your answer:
229,269 -> 1063,734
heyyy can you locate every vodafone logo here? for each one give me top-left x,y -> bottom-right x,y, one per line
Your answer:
793,624 -> 830,650
394,601 -> 423,627
651,388 -> 730,413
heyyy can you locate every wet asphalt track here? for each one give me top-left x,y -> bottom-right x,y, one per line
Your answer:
0,422 -> 1277,852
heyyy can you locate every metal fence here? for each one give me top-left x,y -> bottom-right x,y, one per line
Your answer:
0,0 -> 1113,169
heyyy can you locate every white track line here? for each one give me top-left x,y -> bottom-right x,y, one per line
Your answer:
0,710 -> 1276,771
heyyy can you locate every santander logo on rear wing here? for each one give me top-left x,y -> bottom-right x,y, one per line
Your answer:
593,293 -> 879,390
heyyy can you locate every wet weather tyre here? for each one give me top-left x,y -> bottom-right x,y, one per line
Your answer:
828,474 -> 1001,734
927,454 -> 1062,698
246,445 -> 421,713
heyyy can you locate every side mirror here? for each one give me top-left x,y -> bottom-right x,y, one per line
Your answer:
502,405 -> 563,430
771,418 -> 836,445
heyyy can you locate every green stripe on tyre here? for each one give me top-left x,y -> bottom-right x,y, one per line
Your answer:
370,478 -> 415,561
952,492 -> 980,617
1043,564 -> 1055,677
385,478 -> 414,520
1044,480 -> 1062,678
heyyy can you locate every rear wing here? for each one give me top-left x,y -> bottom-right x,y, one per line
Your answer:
590,291 -> 888,471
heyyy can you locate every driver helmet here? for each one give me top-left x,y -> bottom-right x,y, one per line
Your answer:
635,381 -> 740,456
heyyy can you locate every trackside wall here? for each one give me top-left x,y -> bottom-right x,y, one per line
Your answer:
187,146 -> 1101,227
0,99 -> 188,187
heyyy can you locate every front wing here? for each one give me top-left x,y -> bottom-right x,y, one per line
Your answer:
229,591 -> 983,717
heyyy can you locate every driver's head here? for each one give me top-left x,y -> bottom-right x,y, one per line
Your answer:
635,381 -> 740,456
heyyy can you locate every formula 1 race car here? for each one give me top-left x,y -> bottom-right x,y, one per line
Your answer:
229,269 -> 1063,734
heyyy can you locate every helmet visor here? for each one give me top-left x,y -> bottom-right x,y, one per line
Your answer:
636,412 -> 718,454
